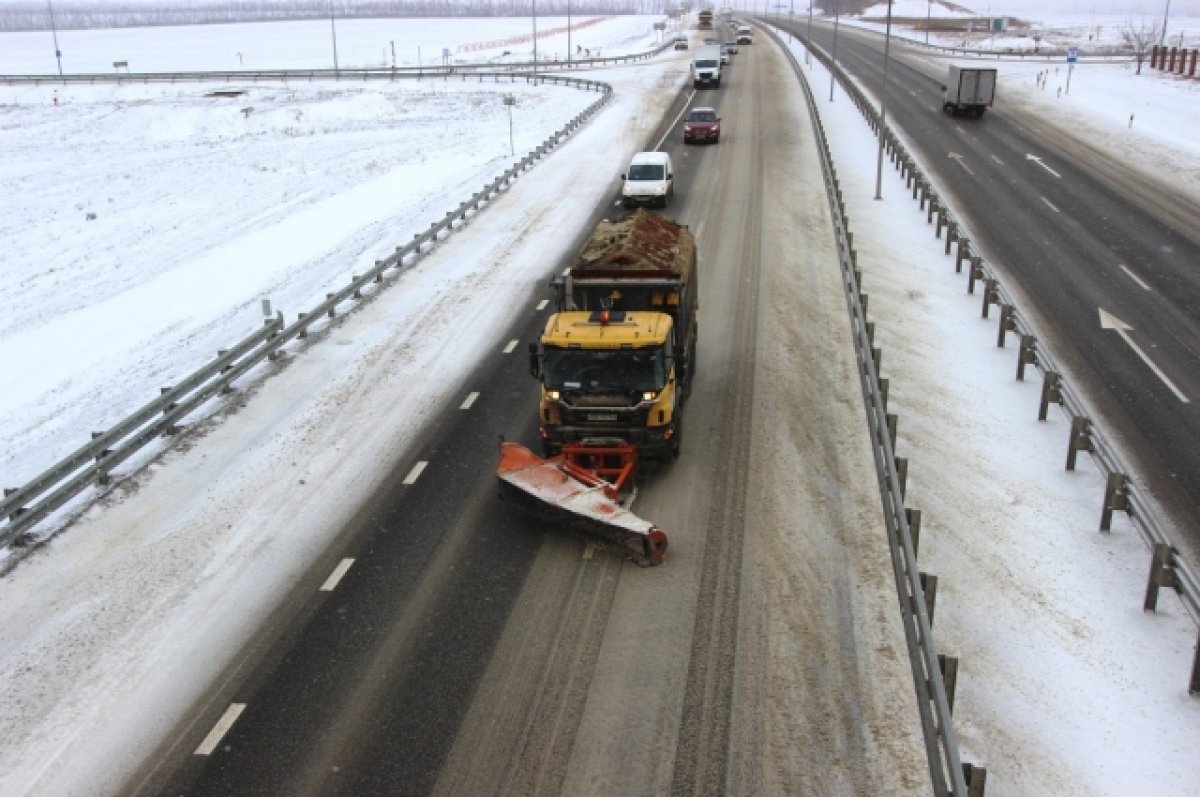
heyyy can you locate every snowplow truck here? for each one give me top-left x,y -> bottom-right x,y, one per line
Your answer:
534,209 -> 699,461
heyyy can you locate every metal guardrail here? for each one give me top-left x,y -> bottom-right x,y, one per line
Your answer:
782,8 -> 1200,693
1,66 -> 618,551
0,40 -> 675,85
762,23 -> 979,797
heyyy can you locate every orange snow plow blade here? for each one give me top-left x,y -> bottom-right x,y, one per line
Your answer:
496,440 -> 668,567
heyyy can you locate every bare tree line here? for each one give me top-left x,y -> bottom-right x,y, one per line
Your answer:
0,0 -> 672,32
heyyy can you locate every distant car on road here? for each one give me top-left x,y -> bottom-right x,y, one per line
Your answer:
673,35 -> 689,50
683,107 -> 721,145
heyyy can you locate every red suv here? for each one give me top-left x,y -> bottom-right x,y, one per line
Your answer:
683,107 -> 720,145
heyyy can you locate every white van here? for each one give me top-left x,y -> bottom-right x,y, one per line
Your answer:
621,151 -> 674,209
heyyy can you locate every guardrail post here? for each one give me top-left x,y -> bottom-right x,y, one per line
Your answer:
1017,334 -> 1037,381
879,377 -> 890,409
1143,542 -> 1177,612
1065,415 -> 1092,471
326,294 -> 337,318
963,763 -> 988,797
938,654 -> 959,712
886,413 -> 898,450
896,456 -> 908,498
1100,472 -> 1130,531
981,278 -> 998,319
945,223 -> 956,255
997,304 -> 1016,347
906,507 -> 921,555
955,239 -> 970,273
872,347 -> 882,375
1038,371 -> 1061,420
1190,632 -> 1200,695
920,572 -> 938,625
967,257 -> 983,294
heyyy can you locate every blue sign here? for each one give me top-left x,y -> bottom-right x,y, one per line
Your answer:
1067,46 -> 1078,63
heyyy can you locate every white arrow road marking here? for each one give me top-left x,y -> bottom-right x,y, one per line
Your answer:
1119,265 -> 1152,291
1098,308 -> 1189,403
948,152 -> 974,175
1026,154 -> 1062,178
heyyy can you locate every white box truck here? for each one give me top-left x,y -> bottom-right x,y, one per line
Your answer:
693,44 -> 722,88
942,65 -> 997,117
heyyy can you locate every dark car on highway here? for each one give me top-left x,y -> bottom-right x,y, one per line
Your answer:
683,107 -> 720,144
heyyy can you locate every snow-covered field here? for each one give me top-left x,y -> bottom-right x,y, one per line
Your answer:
1,7 -> 1199,796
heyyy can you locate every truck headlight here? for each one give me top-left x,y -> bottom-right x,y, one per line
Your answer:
642,390 -> 658,402
547,389 -> 561,400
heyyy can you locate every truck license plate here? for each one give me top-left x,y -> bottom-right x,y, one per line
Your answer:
587,413 -> 618,421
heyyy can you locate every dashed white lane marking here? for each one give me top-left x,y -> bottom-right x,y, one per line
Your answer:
195,703 -> 246,756
403,461 -> 428,485
1040,196 -> 1060,213
1119,265 -> 1152,291
460,391 -> 480,410
320,558 -> 355,592
536,299 -> 549,311
503,339 -> 519,354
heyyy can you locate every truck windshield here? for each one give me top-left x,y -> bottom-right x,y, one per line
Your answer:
627,164 -> 665,181
695,59 -> 718,68
543,347 -> 665,393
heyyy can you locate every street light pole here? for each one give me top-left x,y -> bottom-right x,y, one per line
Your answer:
830,0 -> 840,101
329,0 -> 339,72
788,0 -> 794,42
926,0 -> 931,45
504,94 -> 515,156
1160,0 -> 1171,47
568,0 -> 572,62
874,0 -> 894,200
532,0 -> 538,65
46,0 -> 62,75
806,2 -> 813,65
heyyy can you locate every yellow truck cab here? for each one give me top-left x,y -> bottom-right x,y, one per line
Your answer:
530,309 -> 684,461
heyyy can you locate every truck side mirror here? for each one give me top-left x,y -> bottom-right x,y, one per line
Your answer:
620,173 -> 627,180
528,342 -> 542,379
674,348 -> 687,379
